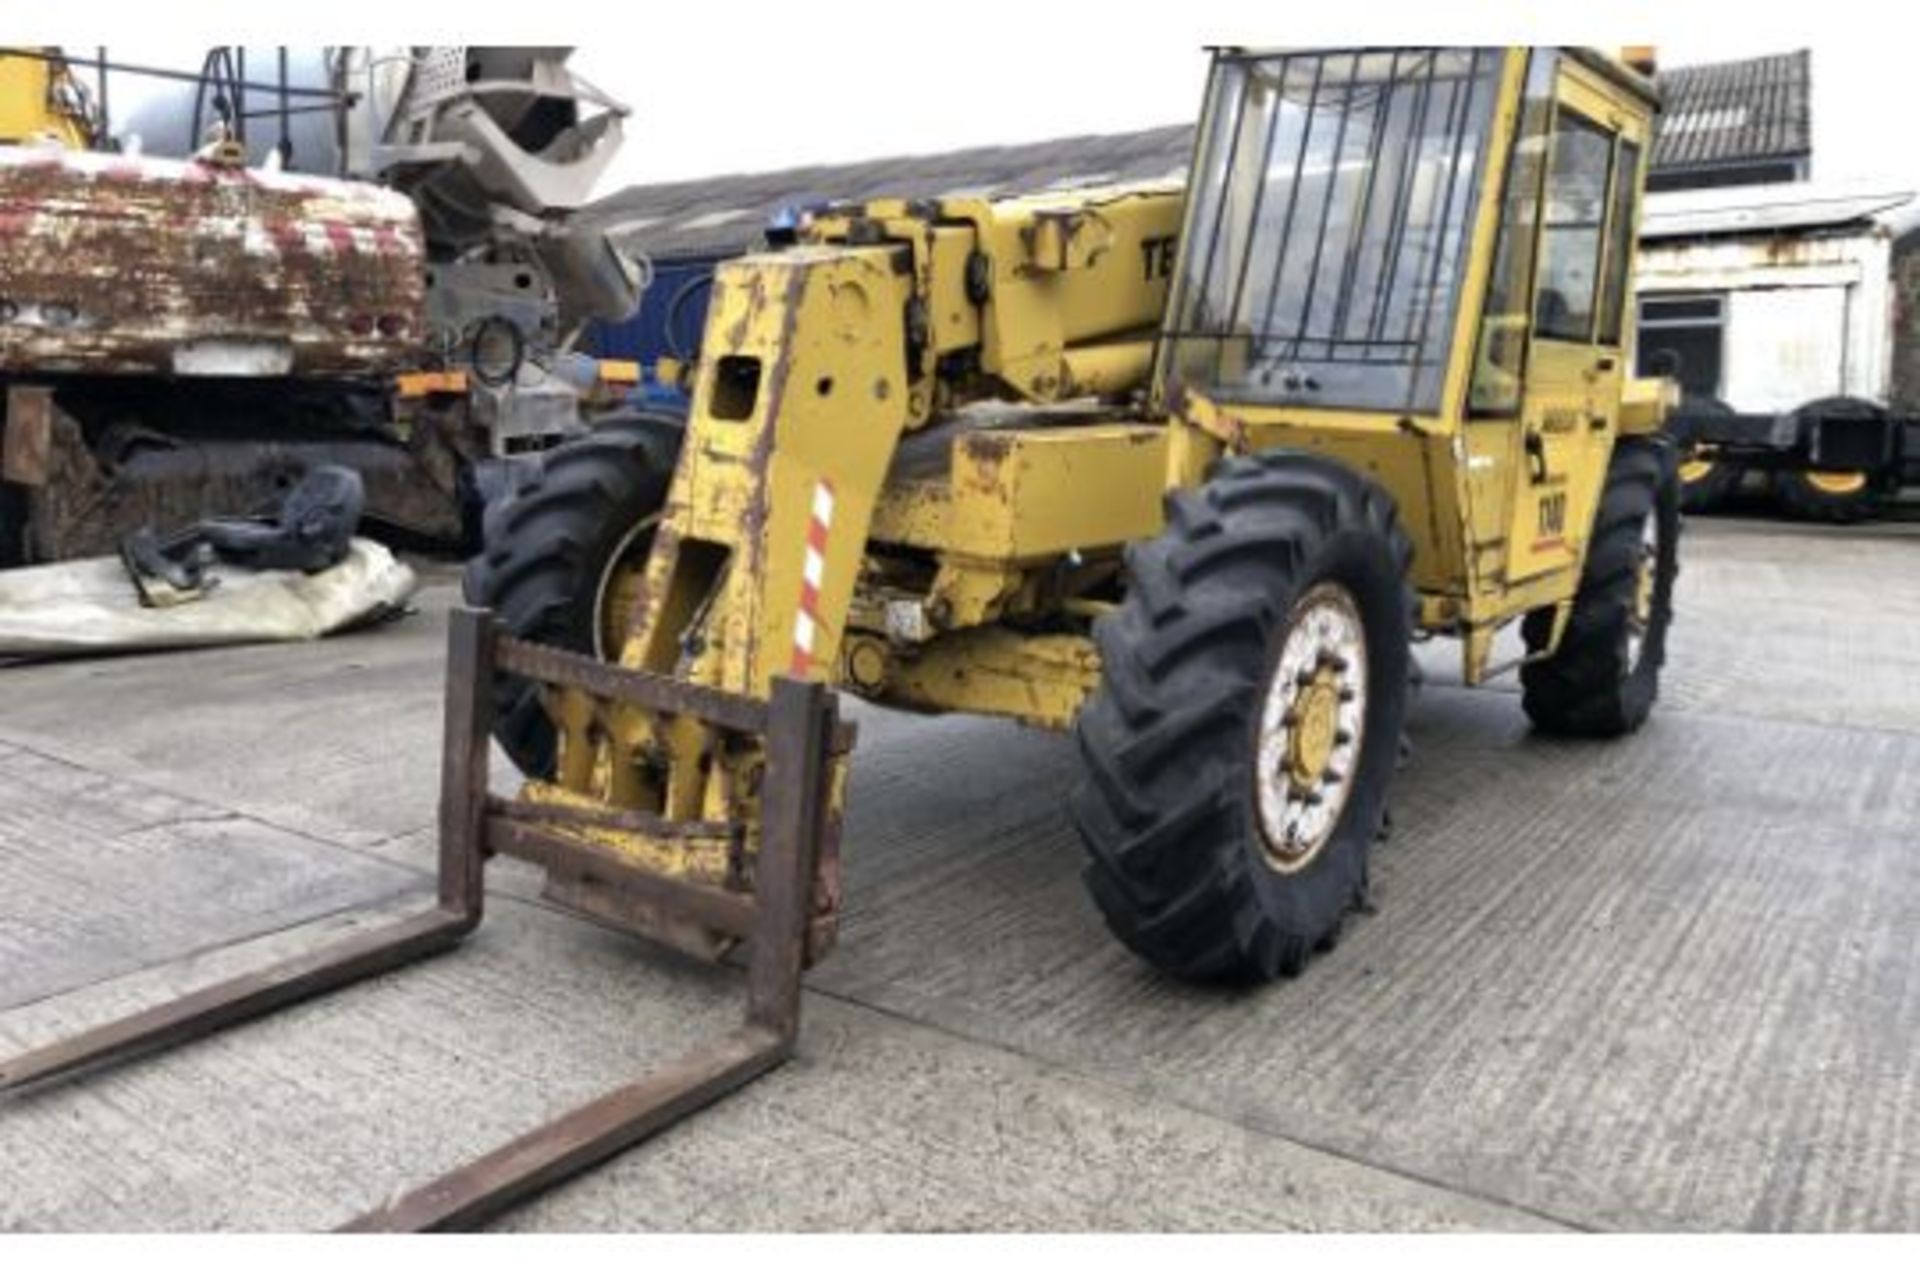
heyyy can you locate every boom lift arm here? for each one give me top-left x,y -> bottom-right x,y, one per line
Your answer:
0,180 -> 1188,1227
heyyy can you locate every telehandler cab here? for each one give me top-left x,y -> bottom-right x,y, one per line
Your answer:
2,47 -> 1678,1229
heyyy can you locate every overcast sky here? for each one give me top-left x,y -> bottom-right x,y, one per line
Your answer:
39,2 -> 1916,198
573,32 -> 1909,196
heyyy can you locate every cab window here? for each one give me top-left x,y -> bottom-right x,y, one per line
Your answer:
1597,137 -> 1642,345
1532,109 -> 1613,342
1468,51 -> 1556,415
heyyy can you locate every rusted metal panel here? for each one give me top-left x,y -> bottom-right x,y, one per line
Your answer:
2,382 -> 51,484
0,145 -> 424,379
20,400 -> 468,562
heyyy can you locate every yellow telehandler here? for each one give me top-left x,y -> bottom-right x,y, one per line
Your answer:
3,47 -> 1677,1229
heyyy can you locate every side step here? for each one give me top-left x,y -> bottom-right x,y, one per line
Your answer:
0,606 -> 847,1231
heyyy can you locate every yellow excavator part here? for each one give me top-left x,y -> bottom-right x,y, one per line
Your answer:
0,48 -> 94,149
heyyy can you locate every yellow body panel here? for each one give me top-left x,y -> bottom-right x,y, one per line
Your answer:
0,50 -> 93,149
867,629 -> 1101,731
871,423 -> 1167,559
525,47 -> 1669,938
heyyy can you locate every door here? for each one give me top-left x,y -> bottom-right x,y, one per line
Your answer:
1504,67 -> 1647,583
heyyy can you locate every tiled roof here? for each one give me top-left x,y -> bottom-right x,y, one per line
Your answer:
1651,50 -> 1811,173
590,51 -> 1810,261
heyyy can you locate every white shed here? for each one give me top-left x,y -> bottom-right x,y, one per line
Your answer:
1634,184 -> 1920,414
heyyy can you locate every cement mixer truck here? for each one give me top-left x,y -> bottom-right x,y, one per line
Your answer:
0,45 -> 647,565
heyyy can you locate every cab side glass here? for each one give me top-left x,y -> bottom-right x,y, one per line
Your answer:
1532,110 -> 1613,343
1597,137 -> 1642,346
1469,52 -> 1556,416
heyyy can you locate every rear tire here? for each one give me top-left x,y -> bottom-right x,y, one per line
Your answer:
1678,454 -> 1740,514
1675,396 -> 1740,514
1773,397 -> 1886,523
0,482 -> 27,569
1774,468 -> 1882,523
462,409 -> 683,778
1521,436 -> 1679,738
1071,452 -> 1414,984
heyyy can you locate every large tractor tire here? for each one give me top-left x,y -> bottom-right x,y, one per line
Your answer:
1675,395 -> 1740,514
1678,453 -> 1741,513
1521,435 -> 1679,738
1071,453 -> 1414,984
462,409 -> 683,778
1773,397 -> 1886,524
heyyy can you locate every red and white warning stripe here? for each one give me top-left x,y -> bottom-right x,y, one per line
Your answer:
789,480 -> 836,678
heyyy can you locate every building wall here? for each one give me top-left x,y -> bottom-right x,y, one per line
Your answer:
1636,228 -> 1895,412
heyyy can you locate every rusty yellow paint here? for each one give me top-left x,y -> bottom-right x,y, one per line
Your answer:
872,424 -> 1168,559
518,779 -> 733,885
807,183 -> 1183,412
514,47 -> 1670,931
869,628 -> 1102,731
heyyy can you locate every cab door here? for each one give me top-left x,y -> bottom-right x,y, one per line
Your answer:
1504,64 -> 1647,582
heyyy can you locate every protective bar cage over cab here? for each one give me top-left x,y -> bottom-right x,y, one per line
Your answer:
1154,47 -> 1664,667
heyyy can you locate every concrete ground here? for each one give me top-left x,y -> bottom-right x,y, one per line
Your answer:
1,514 -> 1917,1231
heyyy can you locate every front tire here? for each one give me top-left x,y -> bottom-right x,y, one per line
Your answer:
461,410 -> 683,778
1521,436 -> 1679,738
1071,453 -> 1414,984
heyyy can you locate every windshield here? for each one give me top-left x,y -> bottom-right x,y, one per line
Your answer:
1159,48 -> 1505,414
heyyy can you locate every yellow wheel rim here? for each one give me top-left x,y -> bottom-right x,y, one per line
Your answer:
1801,469 -> 1869,497
1678,457 -> 1717,487
1629,510 -> 1659,669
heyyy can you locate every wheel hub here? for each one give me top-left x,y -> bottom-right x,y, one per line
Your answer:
1802,469 -> 1868,497
1677,456 -> 1716,486
1256,583 -> 1367,873
1286,673 -> 1342,790
1628,509 -> 1658,668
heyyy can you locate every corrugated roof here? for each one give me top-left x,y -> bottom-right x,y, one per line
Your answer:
587,125 -> 1195,260
590,50 -> 1810,262
1642,184 -> 1917,241
1651,49 -> 1810,173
